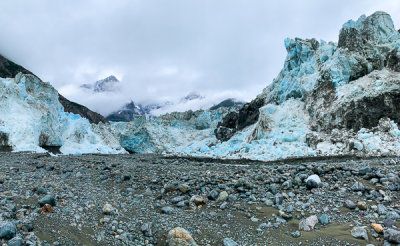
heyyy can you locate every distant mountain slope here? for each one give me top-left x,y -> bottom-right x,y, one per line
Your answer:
106,93 -> 231,122
106,101 -> 163,122
0,54 -> 36,78
209,98 -> 245,111
0,54 -> 107,124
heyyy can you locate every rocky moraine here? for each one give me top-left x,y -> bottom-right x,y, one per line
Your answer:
0,152 -> 399,245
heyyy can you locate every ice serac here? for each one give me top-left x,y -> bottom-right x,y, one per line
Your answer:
108,11 -> 400,160
0,54 -> 108,124
0,73 -> 125,154
206,11 -> 400,160
216,11 -> 400,140
111,108 -> 235,154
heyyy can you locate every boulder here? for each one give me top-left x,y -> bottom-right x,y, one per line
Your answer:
299,215 -> 318,231
166,227 -> 197,246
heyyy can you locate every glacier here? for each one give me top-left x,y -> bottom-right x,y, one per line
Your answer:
0,73 -> 126,155
111,11 -> 400,161
1,11 -> 400,161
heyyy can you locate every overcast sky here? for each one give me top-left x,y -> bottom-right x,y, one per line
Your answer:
0,0 -> 399,115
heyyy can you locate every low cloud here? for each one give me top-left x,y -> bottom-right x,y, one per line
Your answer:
0,0 -> 399,116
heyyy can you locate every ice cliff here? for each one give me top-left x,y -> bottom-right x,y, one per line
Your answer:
1,11 -> 400,161
110,108 -> 235,154
117,11 -> 400,160
0,73 -> 125,154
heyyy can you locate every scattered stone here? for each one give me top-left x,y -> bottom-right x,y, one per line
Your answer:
291,231 -> 301,238
35,187 -> 48,195
383,218 -> 395,228
371,223 -> 383,234
171,196 -> 186,204
351,182 -> 365,192
386,211 -> 400,221
102,203 -> 115,215
357,201 -> 367,210
208,190 -> 219,200
191,195 -> 207,206
384,228 -> 400,244
166,227 -> 197,246
38,194 -> 56,207
351,226 -> 368,240
223,237 -> 239,246
161,206 -> 175,214
217,191 -> 229,202
344,200 -> 356,209
178,184 -> 190,193
235,178 -> 252,189
6,237 -> 23,246
282,180 -> 292,189
359,167 -> 372,175
299,215 -> 318,231
275,193 -> 283,205
318,214 -> 329,225
0,221 -> 17,240
39,204 -> 54,214
264,199 -> 274,206
305,175 -> 321,189
141,223 -> 154,237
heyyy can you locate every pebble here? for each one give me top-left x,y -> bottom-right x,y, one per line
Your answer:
0,221 -> 17,240
305,175 -> 321,189
161,206 -> 175,214
6,237 -> 23,246
102,203 -> 115,215
351,226 -> 368,240
223,237 -> 239,246
318,214 -> 329,225
371,223 -> 383,234
357,201 -> 367,210
217,191 -> 229,202
384,228 -> 400,244
351,182 -> 365,192
383,218 -> 395,228
344,200 -> 356,209
299,215 -> 318,231
38,194 -> 56,207
291,230 -> 301,238
208,190 -> 219,200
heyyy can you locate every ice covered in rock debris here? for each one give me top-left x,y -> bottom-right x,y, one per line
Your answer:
0,73 -> 126,155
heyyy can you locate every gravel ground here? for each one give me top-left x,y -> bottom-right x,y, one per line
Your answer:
0,152 -> 399,245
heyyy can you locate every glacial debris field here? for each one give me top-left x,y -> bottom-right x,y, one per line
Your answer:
0,153 -> 399,245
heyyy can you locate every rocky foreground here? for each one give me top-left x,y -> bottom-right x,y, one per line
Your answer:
0,153 -> 399,245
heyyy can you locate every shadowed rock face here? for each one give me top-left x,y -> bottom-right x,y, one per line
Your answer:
0,54 -> 36,78
0,54 -> 108,124
0,132 -> 9,146
215,97 -> 264,141
385,49 -> 400,72
58,94 -> 108,124
314,90 -> 400,132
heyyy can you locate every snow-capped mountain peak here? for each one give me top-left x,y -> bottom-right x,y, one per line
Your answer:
80,75 -> 120,93
180,92 -> 204,102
